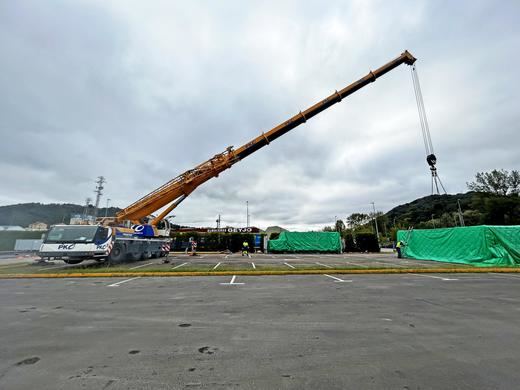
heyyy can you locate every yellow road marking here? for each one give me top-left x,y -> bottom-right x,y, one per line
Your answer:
1,267 -> 520,279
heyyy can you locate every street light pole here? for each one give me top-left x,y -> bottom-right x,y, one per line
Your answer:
371,202 -> 380,246
104,198 -> 111,218
457,199 -> 465,227
246,201 -> 250,228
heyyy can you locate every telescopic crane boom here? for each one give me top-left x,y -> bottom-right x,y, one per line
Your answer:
115,50 -> 417,225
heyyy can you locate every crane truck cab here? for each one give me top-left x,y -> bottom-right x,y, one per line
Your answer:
39,224 -> 113,264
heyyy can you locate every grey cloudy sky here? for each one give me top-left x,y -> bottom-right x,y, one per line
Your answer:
1,0 -> 519,230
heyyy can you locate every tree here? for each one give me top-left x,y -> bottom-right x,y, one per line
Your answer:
335,219 -> 346,233
508,170 -> 520,195
346,213 -> 370,230
467,169 -> 519,195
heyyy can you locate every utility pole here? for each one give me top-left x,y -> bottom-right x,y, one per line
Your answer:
431,214 -> 436,228
93,176 -> 105,218
104,198 -> 111,218
371,202 -> 380,246
216,214 -> 222,246
457,199 -> 465,227
246,201 -> 250,228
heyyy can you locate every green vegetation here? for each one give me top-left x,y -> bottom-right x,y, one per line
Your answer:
467,169 -> 519,195
0,231 -> 46,251
0,258 -> 469,276
386,192 -> 520,230
327,189 -> 519,246
0,203 -> 121,227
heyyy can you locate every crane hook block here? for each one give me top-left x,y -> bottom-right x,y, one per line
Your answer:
426,153 -> 437,167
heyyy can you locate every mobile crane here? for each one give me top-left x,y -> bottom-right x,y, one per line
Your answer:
39,50 -> 417,264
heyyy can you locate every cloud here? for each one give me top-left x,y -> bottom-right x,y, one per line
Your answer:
1,0 -> 519,230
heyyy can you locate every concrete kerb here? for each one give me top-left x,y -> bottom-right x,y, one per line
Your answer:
1,267 -> 520,279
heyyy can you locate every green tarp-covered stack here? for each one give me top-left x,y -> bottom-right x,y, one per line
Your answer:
268,231 -> 342,253
397,225 -> 520,267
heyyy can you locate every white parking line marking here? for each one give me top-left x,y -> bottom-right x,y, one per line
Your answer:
108,277 -> 141,287
129,262 -> 154,270
489,273 -> 520,279
220,275 -> 244,285
213,262 -> 221,270
316,262 -> 333,268
225,255 -> 230,259
172,262 -> 188,270
344,261 -> 369,268
324,274 -> 352,283
251,262 -> 256,269
409,273 -> 458,281
284,262 -> 295,269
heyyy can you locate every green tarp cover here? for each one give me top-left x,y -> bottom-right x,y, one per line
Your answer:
397,225 -> 520,267
268,231 -> 341,253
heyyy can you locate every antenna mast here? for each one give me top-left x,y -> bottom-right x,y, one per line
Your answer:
93,176 -> 106,218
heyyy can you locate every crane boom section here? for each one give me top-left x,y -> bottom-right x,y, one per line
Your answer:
116,50 -> 416,223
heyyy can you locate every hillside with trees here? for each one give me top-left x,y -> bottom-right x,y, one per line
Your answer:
0,203 -> 120,227
325,169 -> 520,246
386,191 -> 520,229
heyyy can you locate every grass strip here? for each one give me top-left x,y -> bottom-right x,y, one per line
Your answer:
1,267 -> 520,279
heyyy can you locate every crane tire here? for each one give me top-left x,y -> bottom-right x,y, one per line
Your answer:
127,250 -> 142,262
108,243 -> 126,264
63,259 -> 83,265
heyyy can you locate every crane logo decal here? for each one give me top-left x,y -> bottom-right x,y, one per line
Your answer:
58,244 -> 75,250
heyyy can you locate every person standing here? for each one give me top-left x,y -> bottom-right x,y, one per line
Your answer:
396,241 -> 403,258
242,240 -> 249,257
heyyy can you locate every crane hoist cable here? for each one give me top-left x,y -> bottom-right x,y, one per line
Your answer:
410,64 -> 447,195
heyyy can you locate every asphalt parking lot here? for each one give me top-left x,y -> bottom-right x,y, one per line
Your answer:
0,252 -> 470,275
2,272 -> 520,389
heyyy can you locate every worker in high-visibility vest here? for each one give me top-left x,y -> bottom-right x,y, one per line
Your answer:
242,241 -> 249,257
396,241 -> 403,258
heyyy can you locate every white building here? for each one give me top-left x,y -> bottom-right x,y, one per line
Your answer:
28,222 -> 48,231
0,225 -> 25,231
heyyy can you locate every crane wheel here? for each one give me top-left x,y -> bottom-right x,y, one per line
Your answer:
108,243 -> 126,264
127,250 -> 142,262
63,259 -> 83,265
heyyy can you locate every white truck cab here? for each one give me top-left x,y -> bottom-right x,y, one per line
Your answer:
39,224 -> 113,264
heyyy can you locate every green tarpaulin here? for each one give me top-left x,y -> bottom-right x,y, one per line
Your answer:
268,231 -> 342,253
397,225 -> 520,267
